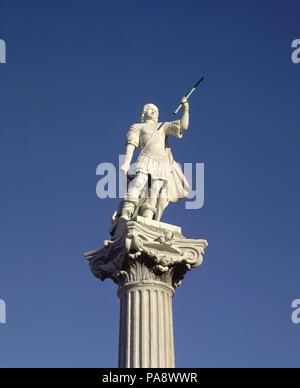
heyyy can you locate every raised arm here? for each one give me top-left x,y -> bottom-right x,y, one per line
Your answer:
180,96 -> 189,131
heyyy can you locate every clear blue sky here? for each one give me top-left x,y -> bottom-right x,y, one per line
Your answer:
0,0 -> 299,367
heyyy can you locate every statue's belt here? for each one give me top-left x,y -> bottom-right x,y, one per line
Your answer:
138,150 -> 169,161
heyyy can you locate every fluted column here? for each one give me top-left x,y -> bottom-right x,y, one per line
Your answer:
85,217 -> 208,369
118,280 -> 175,368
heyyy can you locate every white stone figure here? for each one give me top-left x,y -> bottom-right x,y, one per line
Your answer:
86,95 -> 208,369
118,97 -> 190,222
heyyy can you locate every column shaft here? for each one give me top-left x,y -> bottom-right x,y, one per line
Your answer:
118,280 -> 175,368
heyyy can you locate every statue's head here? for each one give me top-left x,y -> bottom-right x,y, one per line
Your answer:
141,103 -> 159,123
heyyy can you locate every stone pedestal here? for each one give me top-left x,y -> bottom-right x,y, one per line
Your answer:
85,216 -> 207,368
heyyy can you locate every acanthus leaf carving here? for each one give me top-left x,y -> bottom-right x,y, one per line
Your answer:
84,218 -> 207,289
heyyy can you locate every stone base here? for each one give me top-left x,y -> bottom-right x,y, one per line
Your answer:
135,215 -> 182,234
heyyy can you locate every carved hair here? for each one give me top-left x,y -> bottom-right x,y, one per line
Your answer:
140,103 -> 159,123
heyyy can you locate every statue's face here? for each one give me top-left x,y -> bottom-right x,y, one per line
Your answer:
142,104 -> 159,123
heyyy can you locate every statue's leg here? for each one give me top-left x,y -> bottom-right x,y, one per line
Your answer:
121,173 -> 148,220
141,178 -> 164,220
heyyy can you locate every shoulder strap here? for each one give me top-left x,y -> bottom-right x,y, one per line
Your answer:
139,122 -> 164,155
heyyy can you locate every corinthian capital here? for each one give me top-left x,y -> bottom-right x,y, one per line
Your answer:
85,216 -> 207,290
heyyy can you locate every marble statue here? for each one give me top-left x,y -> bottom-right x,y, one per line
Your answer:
114,97 -> 191,225
85,88 -> 208,368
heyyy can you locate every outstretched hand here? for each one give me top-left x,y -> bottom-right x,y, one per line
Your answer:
181,96 -> 189,110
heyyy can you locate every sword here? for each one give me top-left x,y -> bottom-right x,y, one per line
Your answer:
173,77 -> 204,115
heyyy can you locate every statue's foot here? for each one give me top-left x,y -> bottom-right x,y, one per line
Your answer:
142,209 -> 156,220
